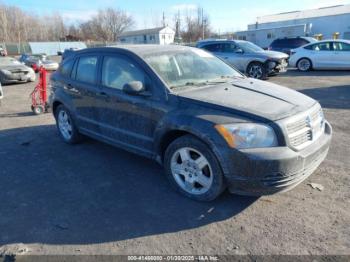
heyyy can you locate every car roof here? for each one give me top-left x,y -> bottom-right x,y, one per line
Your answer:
317,39 -> 350,43
72,44 -> 198,57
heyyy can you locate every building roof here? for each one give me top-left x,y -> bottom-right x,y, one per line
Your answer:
254,4 -> 350,24
119,27 -> 173,37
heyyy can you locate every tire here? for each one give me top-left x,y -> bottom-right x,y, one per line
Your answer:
297,58 -> 312,72
32,105 -> 44,115
55,105 -> 82,144
246,62 -> 267,80
164,135 -> 225,201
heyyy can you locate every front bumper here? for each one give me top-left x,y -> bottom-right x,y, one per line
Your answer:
1,71 -> 35,83
44,64 -> 59,71
224,121 -> 332,196
267,58 -> 288,75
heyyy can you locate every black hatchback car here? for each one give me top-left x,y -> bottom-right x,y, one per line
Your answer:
50,45 -> 332,201
268,37 -> 318,55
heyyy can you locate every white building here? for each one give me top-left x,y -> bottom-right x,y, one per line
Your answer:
118,26 -> 175,45
235,4 -> 350,48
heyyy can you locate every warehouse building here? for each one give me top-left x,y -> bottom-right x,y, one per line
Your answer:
118,26 -> 175,45
235,4 -> 350,48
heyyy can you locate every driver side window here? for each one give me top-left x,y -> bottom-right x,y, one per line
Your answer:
102,56 -> 146,90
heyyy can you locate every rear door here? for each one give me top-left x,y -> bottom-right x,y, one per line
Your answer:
68,54 -> 101,134
332,41 -> 350,69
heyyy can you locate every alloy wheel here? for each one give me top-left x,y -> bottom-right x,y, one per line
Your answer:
170,147 -> 213,195
58,110 -> 73,140
248,65 -> 263,79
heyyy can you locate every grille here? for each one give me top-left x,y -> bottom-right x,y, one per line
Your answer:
286,106 -> 324,150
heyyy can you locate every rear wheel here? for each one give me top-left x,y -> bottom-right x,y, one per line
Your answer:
55,105 -> 82,144
246,62 -> 267,80
164,135 -> 225,201
297,58 -> 312,71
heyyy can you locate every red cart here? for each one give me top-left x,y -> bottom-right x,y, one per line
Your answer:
30,66 -> 49,115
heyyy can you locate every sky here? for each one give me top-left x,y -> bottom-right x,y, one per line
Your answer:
3,0 -> 350,32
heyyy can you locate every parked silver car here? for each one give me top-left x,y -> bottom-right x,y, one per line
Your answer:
19,54 -> 59,72
0,57 -> 36,84
196,40 -> 289,79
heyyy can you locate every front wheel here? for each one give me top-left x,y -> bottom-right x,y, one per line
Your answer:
164,135 -> 225,201
246,62 -> 267,80
55,105 -> 82,144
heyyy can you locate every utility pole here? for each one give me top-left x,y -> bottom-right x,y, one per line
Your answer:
201,8 -> 204,40
162,12 -> 166,27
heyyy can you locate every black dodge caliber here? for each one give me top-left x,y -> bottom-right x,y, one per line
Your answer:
50,45 -> 332,201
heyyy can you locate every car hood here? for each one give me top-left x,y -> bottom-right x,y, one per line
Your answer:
255,50 -> 289,60
0,64 -> 31,72
176,78 -> 316,121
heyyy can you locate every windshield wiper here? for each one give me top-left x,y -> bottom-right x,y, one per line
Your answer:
170,81 -> 207,89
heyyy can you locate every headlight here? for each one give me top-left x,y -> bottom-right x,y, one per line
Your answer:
1,69 -> 11,75
268,61 -> 276,68
215,123 -> 278,149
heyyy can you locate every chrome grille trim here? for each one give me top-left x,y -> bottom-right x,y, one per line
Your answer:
281,104 -> 325,150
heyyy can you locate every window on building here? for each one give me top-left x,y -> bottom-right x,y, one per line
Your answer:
267,33 -> 274,39
162,35 -> 165,39
76,56 -> 98,84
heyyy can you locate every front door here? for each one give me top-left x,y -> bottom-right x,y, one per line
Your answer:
311,42 -> 333,69
96,54 -> 157,156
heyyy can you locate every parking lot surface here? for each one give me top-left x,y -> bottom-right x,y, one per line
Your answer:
0,69 -> 349,256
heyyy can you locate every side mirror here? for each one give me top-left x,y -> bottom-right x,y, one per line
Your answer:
123,81 -> 146,96
235,48 -> 244,54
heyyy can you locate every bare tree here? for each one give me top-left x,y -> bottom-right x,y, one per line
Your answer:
0,4 -> 134,42
179,6 -> 211,43
89,8 -> 134,41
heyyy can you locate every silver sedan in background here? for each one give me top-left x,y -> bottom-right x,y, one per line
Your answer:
196,39 -> 289,79
0,57 -> 36,84
19,54 -> 59,72
289,39 -> 350,71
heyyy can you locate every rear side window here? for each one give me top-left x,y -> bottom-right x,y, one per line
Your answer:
101,56 -> 145,90
333,42 -> 350,51
76,56 -> 98,84
202,43 -> 222,52
60,59 -> 74,77
271,39 -> 286,48
271,38 -> 310,48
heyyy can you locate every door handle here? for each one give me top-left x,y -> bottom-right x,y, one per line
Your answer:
66,83 -> 73,89
97,92 -> 109,99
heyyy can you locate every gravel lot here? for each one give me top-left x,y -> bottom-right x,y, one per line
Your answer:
0,69 -> 349,257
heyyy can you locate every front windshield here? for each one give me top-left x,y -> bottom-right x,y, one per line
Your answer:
144,48 -> 244,89
238,42 -> 264,53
